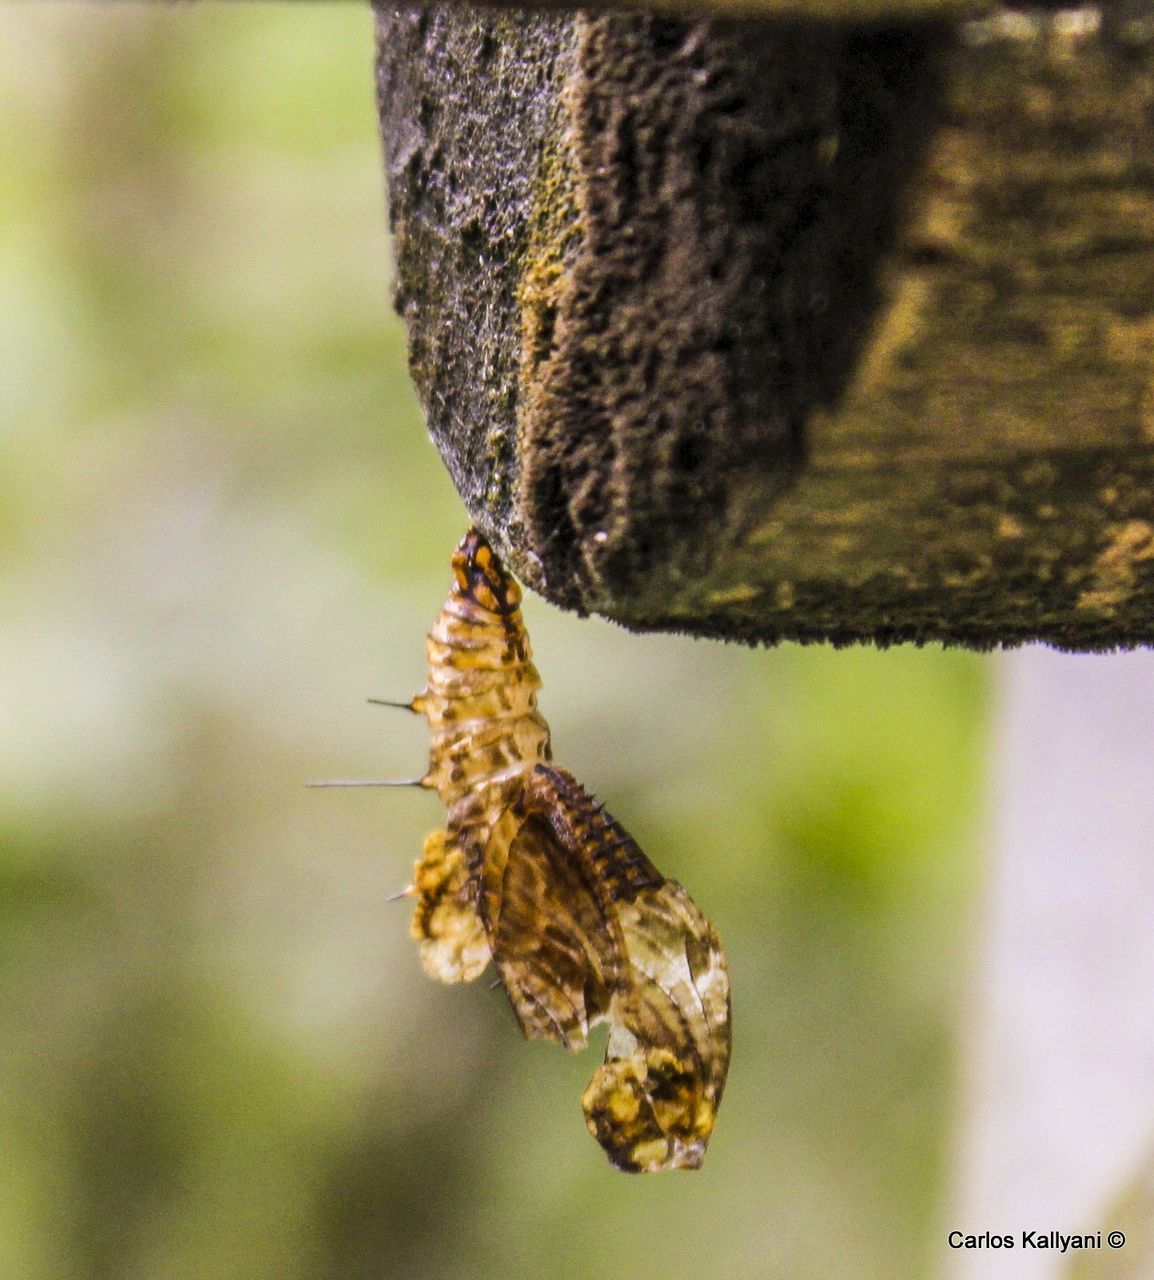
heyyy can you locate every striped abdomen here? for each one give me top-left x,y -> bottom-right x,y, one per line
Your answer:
414,528 -> 551,839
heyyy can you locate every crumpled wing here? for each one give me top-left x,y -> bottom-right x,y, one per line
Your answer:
409,827 -> 490,983
478,764 -> 732,1171
477,797 -> 625,1050
583,879 -> 731,1172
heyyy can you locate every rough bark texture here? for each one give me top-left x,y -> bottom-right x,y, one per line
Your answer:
377,3 -> 1154,648
456,0 -> 969,16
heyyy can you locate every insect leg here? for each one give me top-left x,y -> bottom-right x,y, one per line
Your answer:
366,697 -> 421,713
306,777 -> 431,789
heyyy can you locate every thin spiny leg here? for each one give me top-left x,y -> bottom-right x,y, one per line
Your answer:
367,697 -> 420,713
307,777 -> 430,789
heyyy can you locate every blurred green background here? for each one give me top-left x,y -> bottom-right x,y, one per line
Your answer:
0,5 -> 991,1278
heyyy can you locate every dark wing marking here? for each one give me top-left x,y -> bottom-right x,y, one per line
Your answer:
584,879 -> 731,1172
409,828 -> 490,983
477,795 -> 622,1050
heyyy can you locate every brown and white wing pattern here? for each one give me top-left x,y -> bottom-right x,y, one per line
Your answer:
475,765 -> 644,1050
480,765 -> 732,1172
585,877 -> 731,1172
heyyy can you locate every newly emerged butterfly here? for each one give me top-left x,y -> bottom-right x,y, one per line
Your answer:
392,529 -> 730,1171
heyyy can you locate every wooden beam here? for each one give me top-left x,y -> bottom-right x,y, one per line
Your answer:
376,4 -> 1154,648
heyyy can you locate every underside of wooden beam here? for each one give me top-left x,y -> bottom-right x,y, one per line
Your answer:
377,4 -> 1154,648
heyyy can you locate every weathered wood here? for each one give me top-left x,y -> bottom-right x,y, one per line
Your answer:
377,4 -> 1154,648
452,0 -> 973,17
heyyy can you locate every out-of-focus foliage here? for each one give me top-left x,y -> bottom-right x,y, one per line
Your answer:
0,7 -> 990,1279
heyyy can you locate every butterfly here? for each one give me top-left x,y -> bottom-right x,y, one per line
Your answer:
332,529 -> 731,1171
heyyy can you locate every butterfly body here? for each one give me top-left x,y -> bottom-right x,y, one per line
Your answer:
405,528 -> 731,1172
416,530 -> 551,833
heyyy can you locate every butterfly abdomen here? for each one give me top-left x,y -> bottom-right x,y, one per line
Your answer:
528,765 -> 663,903
416,530 -> 551,829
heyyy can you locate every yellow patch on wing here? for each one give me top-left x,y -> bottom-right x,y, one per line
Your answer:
410,828 -> 490,983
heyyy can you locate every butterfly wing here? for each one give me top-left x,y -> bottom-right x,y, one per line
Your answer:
410,827 -> 491,983
478,765 -> 732,1171
583,879 -> 731,1172
477,793 -> 624,1049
